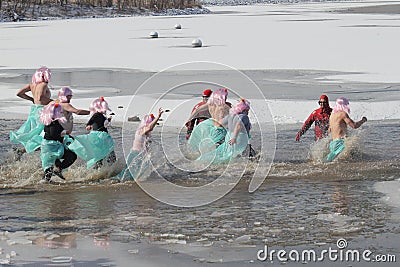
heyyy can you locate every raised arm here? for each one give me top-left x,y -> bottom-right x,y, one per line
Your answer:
144,108 -> 164,135
16,84 -> 34,103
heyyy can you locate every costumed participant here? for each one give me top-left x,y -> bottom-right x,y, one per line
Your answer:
325,97 -> 367,162
197,98 -> 251,164
295,94 -> 332,141
188,88 -> 231,155
57,86 -> 90,135
10,67 -> 52,154
115,108 -> 164,181
185,89 -> 212,140
39,101 -> 77,181
67,97 -> 115,168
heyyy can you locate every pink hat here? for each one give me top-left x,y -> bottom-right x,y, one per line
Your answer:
207,88 -> 228,105
332,97 -> 350,114
89,96 -> 111,116
32,67 -> 51,84
232,98 -> 250,114
58,87 -> 73,103
39,101 -> 67,126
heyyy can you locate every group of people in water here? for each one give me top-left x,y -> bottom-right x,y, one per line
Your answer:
295,94 -> 367,161
9,67 -> 121,181
9,67 -> 367,182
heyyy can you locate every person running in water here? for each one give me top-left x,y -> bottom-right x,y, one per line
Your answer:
295,94 -> 332,141
197,98 -> 251,164
185,89 -> 212,140
39,101 -> 77,181
188,88 -> 232,155
325,97 -> 367,162
67,97 -> 115,168
115,108 -> 164,181
10,67 -> 53,155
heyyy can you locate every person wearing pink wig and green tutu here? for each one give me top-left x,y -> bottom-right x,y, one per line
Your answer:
39,101 -> 77,181
67,97 -> 116,168
10,67 -> 52,155
197,98 -> 251,164
188,88 -> 230,155
115,108 -> 164,181
325,97 -> 367,162
57,86 -> 90,135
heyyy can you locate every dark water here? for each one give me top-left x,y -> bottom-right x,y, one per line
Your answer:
1,118 -> 399,256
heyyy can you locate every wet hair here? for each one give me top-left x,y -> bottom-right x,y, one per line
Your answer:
89,96 -> 111,116
332,97 -> 350,114
32,67 -> 51,84
40,101 -> 67,126
232,98 -> 250,115
207,88 -> 228,105
58,87 -> 73,103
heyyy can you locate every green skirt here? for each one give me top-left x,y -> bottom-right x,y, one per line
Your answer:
197,131 -> 248,164
68,131 -> 114,168
114,149 -> 147,181
325,138 -> 345,162
10,104 -> 44,153
40,139 -> 64,170
188,119 -> 227,156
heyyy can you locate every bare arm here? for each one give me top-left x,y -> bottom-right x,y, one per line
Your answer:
16,84 -> 34,103
344,114 -> 367,129
229,121 -> 242,145
187,104 -> 209,123
62,103 -> 90,115
143,108 -> 164,135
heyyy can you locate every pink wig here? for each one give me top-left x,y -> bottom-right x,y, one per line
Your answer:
40,101 -> 67,126
207,88 -> 228,105
58,87 -> 73,103
232,98 -> 250,114
32,67 -> 51,84
332,97 -> 350,114
90,96 -> 111,116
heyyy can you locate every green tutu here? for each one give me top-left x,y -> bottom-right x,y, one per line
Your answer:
188,119 -> 227,156
325,138 -> 345,162
68,131 -> 114,168
10,104 -> 44,153
197,131 -> 249,164
40,139 -> 64,170
114,149 -> 147,181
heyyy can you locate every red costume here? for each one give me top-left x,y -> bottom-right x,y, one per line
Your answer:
296,95 -> 332,141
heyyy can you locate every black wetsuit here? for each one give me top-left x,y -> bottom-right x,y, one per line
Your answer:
86,112 -> 109,132
44,120 -> 77,170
